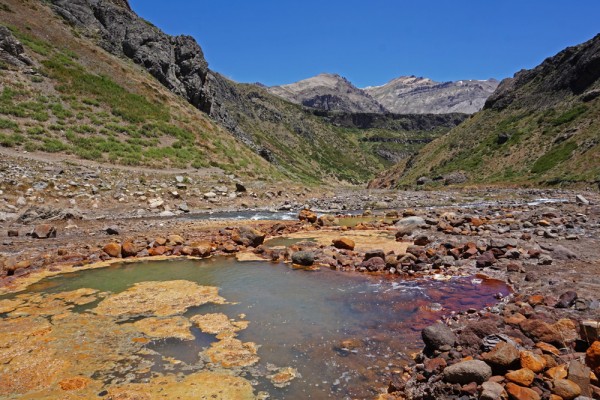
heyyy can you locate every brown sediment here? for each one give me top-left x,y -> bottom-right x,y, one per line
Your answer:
268,367 -> 299,388
190,312 -> 249,339
203,337 -> 260,368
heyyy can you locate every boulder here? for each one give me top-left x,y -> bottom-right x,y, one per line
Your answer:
360,257 -> 385,272
318,215 -> 338,226
332,237 -> 355,250
291,251 -> 314,266
103,243 -> 122,258
121,241 -> 138,258
585,341 -> 600,375
298,209 -> 317,223
395,216 -> 425,230
506,368 -> 535,386
422,323 -> 457,351
191,242 -> 213,258
482,342 -> 520,368
31,224 -> 57,239
364,249 -> 386,260
232,226 -> 266,247
480,381 -> 508,400
551,379 -> 581,400
505,382 -> 540,400
520,350 -> 546,373
442,359 -> 491,384
556,291 -> 578,308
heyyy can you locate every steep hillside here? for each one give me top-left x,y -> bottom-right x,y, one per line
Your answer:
267,73 -> 386,113
0,0 -> 389,184
0,1 -> 280,180
372,34 -> 600,188
364,76 -> 499,114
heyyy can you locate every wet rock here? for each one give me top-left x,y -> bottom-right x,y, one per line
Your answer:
422,323 -> 457,351
505,382 -> 540,400
442,359 -> 491,384
480,381 -> 508,400
506,368 -> 535,386
482,341 -> 520,368
31,224 -> 57,239
103,242 -> 122,258
298,209 -> 317,223
552,379 -> 581,400
291,251 -> 314,266
332,237 -> 355,250
361,256 -> 385,272
232,226 -> 265,247
556,291 -> 578,308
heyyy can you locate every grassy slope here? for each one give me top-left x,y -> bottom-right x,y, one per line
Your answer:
0,0 -> 282,180
394,72 -> 600,188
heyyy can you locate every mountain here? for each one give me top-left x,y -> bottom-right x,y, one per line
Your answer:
267,73 -> 387,113
370,34 -> 600,188
0,0 -> 464,185
364,76 -> 499,114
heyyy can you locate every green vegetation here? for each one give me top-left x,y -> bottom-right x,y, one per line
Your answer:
531,141 -> 578,174
551,104 -> 588,126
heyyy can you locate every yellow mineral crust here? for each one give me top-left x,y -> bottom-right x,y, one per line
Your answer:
105,371 -> 256,400
190,312 -> 249,338
204,337 -> 260,368
93,280 -> 226,317
131,316 -> 194,340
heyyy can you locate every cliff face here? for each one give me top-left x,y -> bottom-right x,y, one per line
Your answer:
50,0 -> 211,112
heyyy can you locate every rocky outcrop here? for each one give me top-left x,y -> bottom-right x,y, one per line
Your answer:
486,33 -> 600,111
364,76 -> 499,114
49,0 -> 211,112
268,73 -> 387,113
0,26 -> 33,67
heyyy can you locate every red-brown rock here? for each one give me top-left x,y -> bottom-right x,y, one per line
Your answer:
505,382 -> 540,400
332,237 -> 355,250
103,242 -> 121,258
586,341 -> 600,375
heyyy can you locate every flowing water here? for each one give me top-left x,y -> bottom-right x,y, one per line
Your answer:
1,258 -> 510,399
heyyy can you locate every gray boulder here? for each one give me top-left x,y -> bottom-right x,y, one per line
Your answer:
443,359 -> 492,384
292,251 -> 314,266
421,323 -> 457,351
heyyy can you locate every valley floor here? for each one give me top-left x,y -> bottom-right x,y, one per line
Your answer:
1,153 -> 599,399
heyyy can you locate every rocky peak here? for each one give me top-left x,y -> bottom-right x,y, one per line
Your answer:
107,0 -> 131,11
364,76 -> 499,114
267,73 -> 387,114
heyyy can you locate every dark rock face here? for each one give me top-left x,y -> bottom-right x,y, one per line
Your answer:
50,0 -> 210,112
291,251 -> 315,266
486,33 -> 600,110
0,26 -> 33,67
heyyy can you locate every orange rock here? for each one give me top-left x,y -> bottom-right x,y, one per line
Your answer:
520,351 -> 547,373
470,217 -> 485,227
536,342 -> 560,356
586,341 -> 600,375
154,237 -> 167,246
191,242 -> 213,258
148,246 -> 167,256
58,376 -> 89,391
545,365 -> 568,380
505,382 -> 540,400
528,295 -> 545,306
298,209 -> 317,223
553,319 -> 578,344
505,313 -> 527,325
167,234 -> 185,245
103,242 -> 121,258
506,368 -> 535,386
551,379 -> 581,400
332,237 -> 355,250
121,241 -> 138,258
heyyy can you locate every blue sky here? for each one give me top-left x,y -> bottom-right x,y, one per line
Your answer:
129,1 -> 600,87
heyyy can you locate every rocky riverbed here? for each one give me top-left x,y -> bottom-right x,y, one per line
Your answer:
1,153 -> 600,399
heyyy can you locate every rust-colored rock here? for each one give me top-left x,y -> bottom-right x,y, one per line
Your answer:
148,246 -> 167,256
545,365 -> 568,380
505,382 -> 541,400
586,341 -> 600,375
103,243 -> 121,258
506,368 -> 535,386
298,209 -> 317,223
483,342 -> 520,368
332,237 -> 355,250
551,379 -> 581,400
58,376 -> 90,391
191,242 -> 213,257
121,241 -> 138,258
167,234 -> 185,245
31,224 -> 57,239
520,351 -> 547,373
